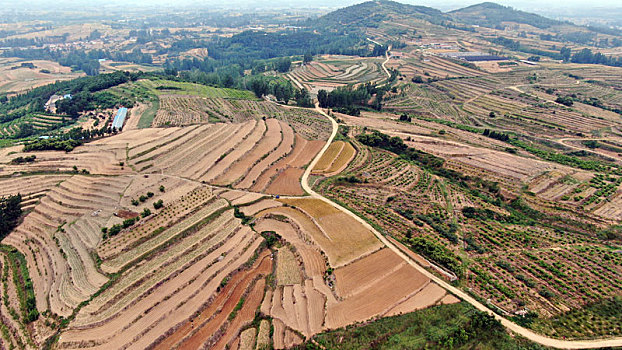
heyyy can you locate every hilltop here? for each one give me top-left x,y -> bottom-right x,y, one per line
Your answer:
450,2 -> 566,29
309,0 -> 451,31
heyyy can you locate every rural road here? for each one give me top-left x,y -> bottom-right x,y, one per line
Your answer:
366,38 -> 392,80
301,105 -> 622,349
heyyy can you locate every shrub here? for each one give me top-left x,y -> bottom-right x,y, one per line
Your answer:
153,199 -> 164,209
122,218 -> 136,228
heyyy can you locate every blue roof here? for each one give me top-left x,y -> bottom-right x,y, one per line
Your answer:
112,107 -> 128,130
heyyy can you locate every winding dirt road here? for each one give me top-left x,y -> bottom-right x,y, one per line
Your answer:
301,105 -> 622,349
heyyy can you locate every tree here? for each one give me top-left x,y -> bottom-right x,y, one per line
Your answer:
153,199 -> 164,209
274,57 -> 292,73
412,75 -> 424,83
317,89 -> 329,108
560,47 -> 571,62
0,194 -> 22,240
295,88 -> 313,107
303,52 -> 313,64
556,96 -> 574,106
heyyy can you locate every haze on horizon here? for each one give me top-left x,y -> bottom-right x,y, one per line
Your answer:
2,0 -> 621,11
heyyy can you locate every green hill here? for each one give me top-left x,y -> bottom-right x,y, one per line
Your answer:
310,0 -> 451,31
450,2 -> 565,29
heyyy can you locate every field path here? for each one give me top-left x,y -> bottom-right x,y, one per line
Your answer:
367,38 -> 392,82
300,104 -> 622,350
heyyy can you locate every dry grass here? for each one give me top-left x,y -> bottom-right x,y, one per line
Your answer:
276,247 -> 303,286
312,141 -> 344,173
256,320 -> 271,350
325,141 -> 356,174
278,198 -> 382,267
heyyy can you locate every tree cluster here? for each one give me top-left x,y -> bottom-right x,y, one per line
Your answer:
0,194 -> 22,240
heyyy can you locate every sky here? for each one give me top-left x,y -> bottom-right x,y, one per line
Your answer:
1,0 -> 620,14
2,0 -> 621,9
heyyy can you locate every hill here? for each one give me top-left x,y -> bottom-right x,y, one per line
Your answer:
309,0 -> 451,31
450,2 -> 565,29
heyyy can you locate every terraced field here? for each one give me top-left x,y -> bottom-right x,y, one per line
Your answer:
288,58 -> 387,93
250,197 -> 453,348
127,118 -> 326,195
386,55 -> 484,80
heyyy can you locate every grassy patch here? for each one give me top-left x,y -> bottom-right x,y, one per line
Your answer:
0,245 -> 38,323
139,79 -> 257,99
300,302 -> 545,350
531,296 -> 622,339
137,97 -> 159,129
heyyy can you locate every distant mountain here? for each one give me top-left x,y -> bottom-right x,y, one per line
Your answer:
309,0 -> 451,31
449,2 -> 565,29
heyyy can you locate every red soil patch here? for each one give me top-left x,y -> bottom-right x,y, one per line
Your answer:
115,210 -> 139,219
154,250 -> 272,350
211,278 -> 266,349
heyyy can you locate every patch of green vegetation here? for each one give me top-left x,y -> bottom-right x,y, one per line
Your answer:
139,79 -> 257,99
0,245 -> 39,323
137,97 -> 159,128
0,194 -> 22,241
409,236 -> 463,277
298,302 -> 545,349
228,297 -> 245,321
531,296 -> 622,339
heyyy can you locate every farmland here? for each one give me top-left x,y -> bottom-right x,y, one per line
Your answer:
1,0 -> 622,348
288,57 -> 387,94
0,59 -> 84,94
313,116 -> 622,336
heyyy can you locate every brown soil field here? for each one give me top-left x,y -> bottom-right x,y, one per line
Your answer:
250,133 -> 323,195
384,282 -> 447,317
236,121 -> 295,189
254,218 -> 326,278
395,133 -> 569,186
58,203 -> 264,349
3,175 -> 132,317
201,119 -> 267,183
0,59 -> 84,93
272,318 -> 287,349
333,248 -> 404,298
265,167 -> 306,195
213,119 -> 282,185
239,198 -> 282,216
326,262 -> 430,329
211,278 -> 267,350
0,143 -> 131,177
